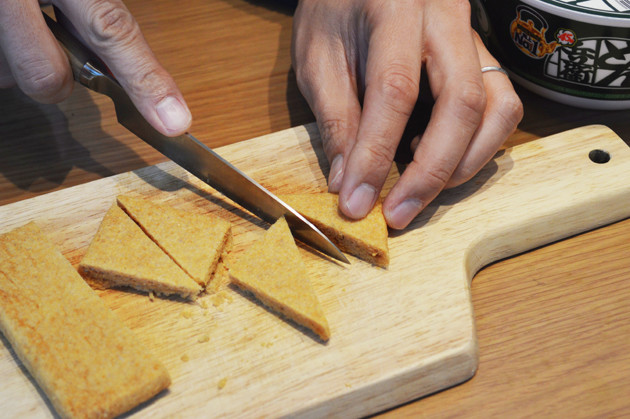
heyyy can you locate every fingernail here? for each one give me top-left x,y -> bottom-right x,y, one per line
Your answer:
345,183 -> 377,218
386,198 -> 423,229
328,155 -> 344,193
156,96 -> 191,134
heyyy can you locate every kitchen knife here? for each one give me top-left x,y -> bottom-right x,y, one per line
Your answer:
43,12 -> 348,263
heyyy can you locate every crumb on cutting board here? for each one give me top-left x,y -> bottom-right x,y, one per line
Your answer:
217,378 -> 228,390
211,290 -> 233,309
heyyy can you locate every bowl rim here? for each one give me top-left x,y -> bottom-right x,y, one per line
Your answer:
509,71 -> 630,110
521,0 -> 630,27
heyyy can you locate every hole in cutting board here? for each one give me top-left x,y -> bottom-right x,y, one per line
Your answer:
589,149 -> 610,164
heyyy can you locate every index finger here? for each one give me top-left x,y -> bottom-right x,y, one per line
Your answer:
337,5 -> 423,219
383,11 -> 487,229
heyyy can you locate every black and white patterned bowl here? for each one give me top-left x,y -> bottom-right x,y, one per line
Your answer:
471,0 -> 630,109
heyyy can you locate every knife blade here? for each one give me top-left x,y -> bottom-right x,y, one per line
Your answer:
43,12 -> 348,263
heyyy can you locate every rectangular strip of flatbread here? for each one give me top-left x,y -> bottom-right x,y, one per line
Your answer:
0,222 -> 170,419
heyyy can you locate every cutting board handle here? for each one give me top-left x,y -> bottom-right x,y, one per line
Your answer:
374,125 -> 630,411
396,125 -> 630,280
458,125 -> 630,278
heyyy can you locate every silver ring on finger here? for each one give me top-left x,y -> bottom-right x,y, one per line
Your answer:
481,66 -> 509,77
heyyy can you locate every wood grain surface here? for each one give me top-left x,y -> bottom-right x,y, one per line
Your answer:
1,1 -> 630,417
2,124 -> 629,418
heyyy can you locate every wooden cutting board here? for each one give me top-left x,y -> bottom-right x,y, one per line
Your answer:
1,124 -> 629,418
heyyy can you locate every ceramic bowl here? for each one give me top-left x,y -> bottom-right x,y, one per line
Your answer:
471,0 -> 630,110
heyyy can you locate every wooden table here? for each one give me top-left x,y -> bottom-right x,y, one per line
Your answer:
1,1 -> 629,417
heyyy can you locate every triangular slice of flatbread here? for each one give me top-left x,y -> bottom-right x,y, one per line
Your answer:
279,193 -> 389,267
229,216 -> 330,341
79,204 -> 201,300
117,195 -> 232,287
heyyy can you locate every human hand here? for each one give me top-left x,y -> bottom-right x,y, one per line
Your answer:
0,0 -> 191,136
292,0 -> 523,229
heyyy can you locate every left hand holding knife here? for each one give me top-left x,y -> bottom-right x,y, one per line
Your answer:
0,0 -> 191,137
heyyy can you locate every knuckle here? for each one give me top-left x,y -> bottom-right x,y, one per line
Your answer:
131,63 -> 168,97
378,64 -> 419,111
457,78 -> 486,113
424,163 -> 453,191
494,91 -> 524,130
426,167 -> 451,191
19,61 -> 69,103
293,62 -> 314,93
86,1 -> 139,48
363,139 -> 396,167
292,51 -> 322,98
454,78 -> 486,125
319,117 -> 352,147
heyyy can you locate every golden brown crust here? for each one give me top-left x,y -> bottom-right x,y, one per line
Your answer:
79,204 -> 201,300
0,222 -> 170,419
279,193 -> 389,267
206,232 -> 233,295
117,195 -> 232,287
229,217 -> 330,341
